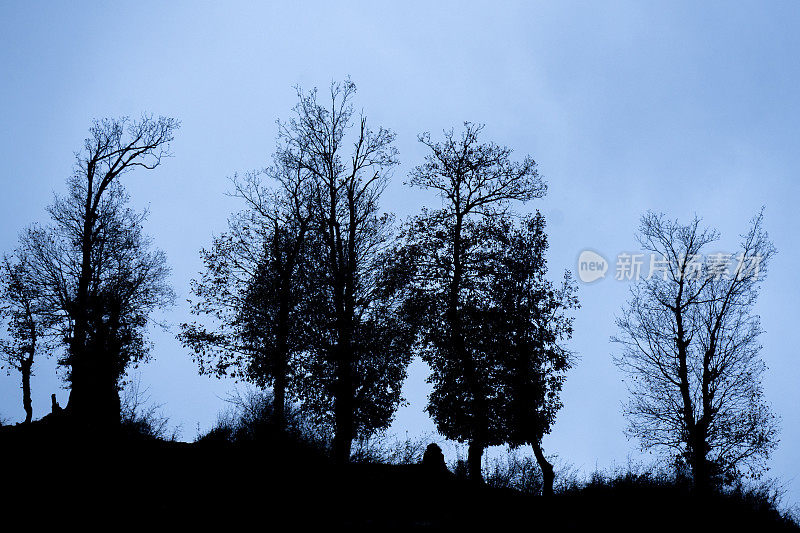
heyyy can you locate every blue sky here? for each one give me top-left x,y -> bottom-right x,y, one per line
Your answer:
1,0 -> 799,504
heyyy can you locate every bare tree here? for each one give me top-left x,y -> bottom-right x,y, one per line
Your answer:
404,123 -> 545,481
613,210 -> 778,491
19,116 -> 178,426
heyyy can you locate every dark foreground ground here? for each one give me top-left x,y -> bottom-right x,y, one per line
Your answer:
1,417 -> 796,530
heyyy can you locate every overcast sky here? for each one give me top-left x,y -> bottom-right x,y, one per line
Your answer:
1,0 -> 799,504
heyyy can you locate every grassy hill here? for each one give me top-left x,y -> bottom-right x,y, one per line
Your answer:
0,410 -> 796,530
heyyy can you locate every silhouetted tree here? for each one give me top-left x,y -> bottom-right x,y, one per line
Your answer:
0,252 -> 54,423
613,211 -> 778,492
18,116 -> 177,426
180,162 -> 314,429
489,212 -> 579,496
280,79 -> 412,462
404,123 -> 545,481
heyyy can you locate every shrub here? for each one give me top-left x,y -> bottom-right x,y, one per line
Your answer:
195,388 -> 330,458
120,378 -> 178,441
350,432 -> 433,465
485,451 -> 543,495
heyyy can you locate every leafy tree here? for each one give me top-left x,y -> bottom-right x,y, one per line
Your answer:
0,251 -> 54,423
184,81 -> 412,459
280,79 -> 412,462
488,212 -> 579,496
19,116 -> 177,425
180,163 -> 314,428
613,211 -> 778,491
403,123 -> 545,481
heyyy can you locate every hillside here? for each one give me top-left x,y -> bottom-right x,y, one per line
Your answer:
0,417 -> 795,530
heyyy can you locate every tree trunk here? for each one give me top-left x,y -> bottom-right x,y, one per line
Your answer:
452,211 -> 488,485
272,257 -> 298,432
66,348 -> 121,429
273,297 -> 289,431
332,323 -> 354,464
333,371 -> 354,464
21,358 -> 33,424
532,440 -> 555,497
273,360 -> 287,430
691,433 -> 710,494
67,177 -> 95,414
467,440 -> 484,483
